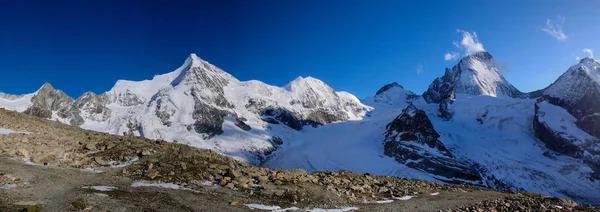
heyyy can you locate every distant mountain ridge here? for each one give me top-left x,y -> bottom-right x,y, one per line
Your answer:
1,52 -> 600,204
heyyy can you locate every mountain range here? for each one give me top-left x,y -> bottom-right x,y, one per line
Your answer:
1,52 -> 599,204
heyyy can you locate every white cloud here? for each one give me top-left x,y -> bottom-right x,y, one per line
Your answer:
416,64 -> 424,74
542,16 -> 567,41
457,30 -> 485,54
443,30 -> 486,60
583,48 -> 594,58
444,52 -> 460,61
576,56 -> 581,61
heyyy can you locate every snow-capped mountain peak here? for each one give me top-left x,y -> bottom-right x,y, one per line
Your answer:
363,82 -> 419,108
422,51 -> 522,103
543,57 -> 600,105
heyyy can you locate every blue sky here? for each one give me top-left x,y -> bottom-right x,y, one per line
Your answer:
1,0 -> 599,98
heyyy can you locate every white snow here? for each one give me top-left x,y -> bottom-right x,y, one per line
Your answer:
82,167 -> 104,173
244,204 -> 358,212
244,204 -> 299,211
131,182 -> 191,191
544,58 -> 600,103
110,157 -> 139,168
363,85 -> 416,107
267,94 -> 600,205
0,93 -> 34,112
0,128 -> 32,135
376,199 -> 394,204
430,192 -> 440,196
201,181 -> 214,186
0,184 -> 17,189
536,101 -> 594,143
81,186 -> 118,191
307,207 -> 358,212
395,196 -> 414,200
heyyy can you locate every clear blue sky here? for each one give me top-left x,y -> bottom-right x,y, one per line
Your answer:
1,0 -> 599,99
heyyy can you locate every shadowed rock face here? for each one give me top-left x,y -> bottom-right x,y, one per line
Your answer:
532,58 -> 600,179
383,104 -> 483,183
533,100 -> 600,179
375,82 -> 404,95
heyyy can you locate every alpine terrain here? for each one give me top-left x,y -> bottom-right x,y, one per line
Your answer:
1,52 -> 600,210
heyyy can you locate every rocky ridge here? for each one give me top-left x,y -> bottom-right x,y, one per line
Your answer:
382,103 -> 482,184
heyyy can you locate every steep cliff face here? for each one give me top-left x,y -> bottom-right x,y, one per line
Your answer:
422,52 -> 523,104
534,100 -> 600,179
382,104 -> 483,184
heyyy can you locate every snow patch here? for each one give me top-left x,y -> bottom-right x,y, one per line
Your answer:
81,186 -> 118,191
376,199 -> 394,204
0,128 -> 32,135
0,184 -> 17,189
82,167 -> 104,173
131,182 -> 191,191
395,196 -> 414,200
244,204 -> 358,212
307,207 -> 358,212
430,192 -> 440,196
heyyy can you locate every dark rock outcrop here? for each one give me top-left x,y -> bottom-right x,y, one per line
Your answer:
383,103 -> 483,183
375,82 -> 403,95
533,100 -> 600,179
235,118 -> 252,131
438,99 -> 454,120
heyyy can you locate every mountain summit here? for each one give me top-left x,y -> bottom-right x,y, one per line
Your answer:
422,52 -> 522,103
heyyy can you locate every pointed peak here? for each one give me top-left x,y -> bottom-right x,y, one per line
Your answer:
579,57 -> 598,64
375,82 -> 404,95
460,51 -> 494,64
82,91 -> 98,96
37,82 -> 55,92
187,53 -> 206,67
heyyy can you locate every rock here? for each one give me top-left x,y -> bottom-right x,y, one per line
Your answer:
140,149 -> 152,156
94,156 -> 111,166
17,149 -> 30,158
230,201 -> 238,206
180,162 -> 187,170
147,169 -> 159,179
31,154 -> 56,164
84,142 -> 97,151
225,183 -> 235,189
228,170 -> 242,179
383,104 -> 483,183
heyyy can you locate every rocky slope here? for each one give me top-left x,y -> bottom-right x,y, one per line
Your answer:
382,103 -> 482,184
